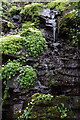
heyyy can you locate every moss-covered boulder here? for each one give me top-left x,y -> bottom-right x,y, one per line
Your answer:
19,22 -> 47,58
1,35 -> 24,56
1,26 -> 47,58
16,94 -> 74,120
20,3 -> 43,24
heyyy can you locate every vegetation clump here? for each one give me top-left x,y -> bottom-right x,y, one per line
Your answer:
46,1 -> 70,14
20,3 -> 43,24
1,35 -> 24,55
1,60 -> 37,89
1,28 -> 47,58
17,107 -> 32,120
22,22 -> 35,31
18,65 -> 37,88
1,60 -> 21,105
8,5 -> 21,17
2,60 -> 21,80
24,32 -> 47,58
19,21 -> 35,37
19,22 -> 47,58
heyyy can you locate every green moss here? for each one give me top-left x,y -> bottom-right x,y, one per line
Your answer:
20,3 -> 43,24
8,5 -> 21,17
22,22 -> 35,30
31,93 -> 41,98
46,1 -> 60,9
18,65 -> 37,88
58,10 -> 76,30
19,21 -> 36,37
55,2 -> 69,12
21,27 -> 41,37
2,1 -> 11,6
30,93 -> 53,106
7,21 -> 15,28
46,1 -> 70,14
1,35 -> 24,55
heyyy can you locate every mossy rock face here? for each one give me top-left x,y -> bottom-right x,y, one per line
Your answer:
58,10 -> 80,45
31,94 -> 74,119
20,3 -> 44,23
17,94 -> 74,120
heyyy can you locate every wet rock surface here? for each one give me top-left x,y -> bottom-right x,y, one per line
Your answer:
32,28 -> 80,95
2,5 -> 80,120
2,23 -> 80,120
7,28 -> 80,119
